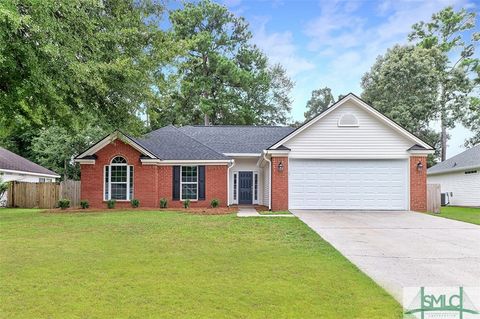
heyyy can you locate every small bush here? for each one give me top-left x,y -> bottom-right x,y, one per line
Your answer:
160,198 -> 168,208
107,199 -> 116,209
131,198 -> 140,208
58,199 -> 70,210
211,198 -> 219,208
80,200 -> 89,209
183,199 -> 190,209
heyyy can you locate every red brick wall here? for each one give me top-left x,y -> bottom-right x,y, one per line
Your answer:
271,156 -> 288,211
158,165 -> 227,208
410,156 -> 427,212
80,139 -> 228,208
80,139 -> 158,209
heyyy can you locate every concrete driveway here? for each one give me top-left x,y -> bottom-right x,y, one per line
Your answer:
292,210 -> 480,301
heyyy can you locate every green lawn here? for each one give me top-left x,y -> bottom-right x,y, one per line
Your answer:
0,209 -> 401,318
258,210 -> 292,215
431,206 -> 480,225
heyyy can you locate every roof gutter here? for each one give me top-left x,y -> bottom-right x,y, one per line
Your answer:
0,168 -> 60,179
428,164 -> 480,176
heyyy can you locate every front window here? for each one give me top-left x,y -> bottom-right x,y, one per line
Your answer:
181,166 -> 198,200
104,156 -> 133,201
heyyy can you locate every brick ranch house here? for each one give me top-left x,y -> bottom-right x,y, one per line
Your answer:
75,94 -> 434,211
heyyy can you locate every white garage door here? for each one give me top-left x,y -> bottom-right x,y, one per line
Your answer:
289,159 -> 408,210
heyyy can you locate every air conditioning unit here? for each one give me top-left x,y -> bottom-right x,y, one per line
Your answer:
441,193 -> 450,206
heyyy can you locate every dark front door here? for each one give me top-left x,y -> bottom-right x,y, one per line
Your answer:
238,171 -> 253,204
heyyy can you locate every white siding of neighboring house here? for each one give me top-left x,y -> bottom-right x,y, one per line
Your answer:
284,101 -> 414,159
228,158 -> 263,205
428,170 -> 480,207
1,172 -> 43,183
0,172 -> 52,206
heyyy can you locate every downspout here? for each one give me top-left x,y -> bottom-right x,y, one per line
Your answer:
262,151 -> 272,210
226,159 -> 235,206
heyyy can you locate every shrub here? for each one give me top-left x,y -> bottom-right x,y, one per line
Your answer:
183,199 -> 190,209
58,199 -> 70,210
131,198 -> 140,208
160,198 -> 168,208
80,200 -> 89,209
211,198 -> 219,208
107,199 -> 116,209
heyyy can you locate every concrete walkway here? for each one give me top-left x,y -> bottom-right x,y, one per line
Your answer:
292,210 -> 480,301
237,206 -> 294,218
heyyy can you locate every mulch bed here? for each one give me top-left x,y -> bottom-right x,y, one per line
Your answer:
42,206 -> 237,215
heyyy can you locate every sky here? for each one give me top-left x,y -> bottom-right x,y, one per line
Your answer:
216,0 -> 478,159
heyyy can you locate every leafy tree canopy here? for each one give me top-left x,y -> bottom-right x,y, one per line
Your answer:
147,0 -> 292,128
304,87 -> 335,120
408,6 -> 479,160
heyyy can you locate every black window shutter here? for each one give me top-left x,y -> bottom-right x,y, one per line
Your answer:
198,165 -> 205,201
173,166 -> 180,200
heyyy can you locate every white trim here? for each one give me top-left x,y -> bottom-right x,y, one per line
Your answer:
75,159 -> 96,164
77,131 -> 157,159
270,94 -> 433,150
104,159 -> 133,201
156,160 -> 230,165
408,149 -> 435,155
427,165 -> 480,176
337,113 -> 359,127
180,165 -> 199,201
140,159 -> 162,164
0,168 -> 60,179
265,150 -> 290,156
224,153 -> 261,157
253,171 -> 259,204
103,165 -> 107,201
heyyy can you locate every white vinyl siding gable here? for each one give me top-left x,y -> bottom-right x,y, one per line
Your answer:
284,101 -> 414,159
428,171 -> 480,206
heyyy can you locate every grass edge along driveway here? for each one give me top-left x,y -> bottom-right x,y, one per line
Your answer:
430,206 -> 480,225
0,209 -> 402,318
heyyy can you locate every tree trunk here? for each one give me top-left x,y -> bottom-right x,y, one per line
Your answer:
64,159 -> 68,181
440,104 -> 448,161
204,113 -> 209,126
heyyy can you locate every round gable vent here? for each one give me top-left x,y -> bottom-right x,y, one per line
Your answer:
338,113 -> 359,127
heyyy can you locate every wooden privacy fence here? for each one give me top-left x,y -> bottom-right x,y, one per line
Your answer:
427,183 -> 441,214
59,180 -> 81,207
8,180 -> 81,209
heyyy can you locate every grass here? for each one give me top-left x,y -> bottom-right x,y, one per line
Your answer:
430,206 -> 480,225
0,209 -> 401,318
258,210 -> 292,215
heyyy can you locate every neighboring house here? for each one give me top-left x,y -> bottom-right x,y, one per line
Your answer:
427,144 -> 480,207
75,94 -> 434,211
0,146 -> 60,205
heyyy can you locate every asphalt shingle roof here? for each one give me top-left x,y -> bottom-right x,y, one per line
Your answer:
135,125 -> 229,160
177,125 -> 295,154
428,144 -> 480,174
0,146 -> 59,176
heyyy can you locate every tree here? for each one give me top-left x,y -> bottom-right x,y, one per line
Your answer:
464,96 -> 480,146
148,0 -> 292,127
0,176 -> 8,205
31,123 -> 107,180
361,45 -> 442,164
408,6 -> 479,160
304,87 -> 335,120
0,0 -> 168,158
